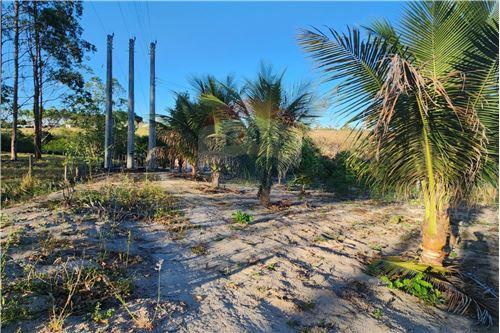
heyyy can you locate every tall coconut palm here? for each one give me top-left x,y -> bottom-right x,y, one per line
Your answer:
299,0 -> 498,266
245,66 -> 315,206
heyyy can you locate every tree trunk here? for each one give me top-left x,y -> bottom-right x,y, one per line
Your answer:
257,173 -> 272,207
211,170 -> 220,188
32,1 -> 42,159
420,185 -> 449,266
258,184 -> 271,207
177,158 -> 183,173
10,0 -> 19,161
191,162 -> 197,178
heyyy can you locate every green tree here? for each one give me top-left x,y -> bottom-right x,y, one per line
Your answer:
300,1 -> 498,265
158,93 -> 207,176
196,75 -> 246,187
22,0 -> 95,159
245,66 -> 315,206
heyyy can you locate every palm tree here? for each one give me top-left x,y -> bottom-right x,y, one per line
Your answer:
299,1 -> 498,266
245,66 -> 315,206
157,93 -> 207,177
194,75 -> 244,187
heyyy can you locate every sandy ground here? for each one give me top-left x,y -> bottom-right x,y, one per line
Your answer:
2,172 -> 498,332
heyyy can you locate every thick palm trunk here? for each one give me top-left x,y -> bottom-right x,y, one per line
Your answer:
177,157 -> 183,173
211,162 -> 220,188
420,183 -> 449,266
191,161 -> 197,178
258,184 -> 271,207
421,208 -> 449,265
257,173 -> 272,207
211,171 -> 220,188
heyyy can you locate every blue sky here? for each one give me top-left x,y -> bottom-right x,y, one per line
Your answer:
80,1 -> 404,127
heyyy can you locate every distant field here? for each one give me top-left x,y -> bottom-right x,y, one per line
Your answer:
1,153 -> 66,187
309,128 -> 356,157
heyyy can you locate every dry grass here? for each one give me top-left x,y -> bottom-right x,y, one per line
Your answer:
309,128 -> 357,157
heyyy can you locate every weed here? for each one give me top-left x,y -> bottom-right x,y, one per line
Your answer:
294,299 -> 316,311
126,230 -> 132,267
191,243 -> 208,256
153,259 -> 164,321
313,235 -> 327,242
102,275 -> 152,330
389,215 -> 404,224
380,273 -> 444,305
371,243 -> 383,252
0,213 -> 14,228
372,308 -> 383,319
265,262 -> 278,271
90,302 -> 115,325
1,226 -> 23,278
232,210 -> 253,225
1,296 -> 30,326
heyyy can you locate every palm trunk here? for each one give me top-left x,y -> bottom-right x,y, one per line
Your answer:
257,173 -> 272,207
191,161 -> 197,178
177,157 -> 183,173
211,170 -> 220,188
420,183 -> 449,266
10,0 -> 19,161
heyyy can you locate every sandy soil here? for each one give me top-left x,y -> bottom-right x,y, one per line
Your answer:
2,173 -> 498,332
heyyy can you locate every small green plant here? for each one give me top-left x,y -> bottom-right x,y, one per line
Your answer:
91,302 -> 115,325
232,210 -> 253,224
380,273 -> 444,305
313,235 -> 327,243
372,308 -> 383,319
265,262 -> 278,271
126,230 -> 132,267
389,215 -> 404,224
191,243 -> 207,255
448,251 -> 458,259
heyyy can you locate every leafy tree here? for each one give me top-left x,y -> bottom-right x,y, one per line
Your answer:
64,77 -> 131,168
300,1 -> 498,265
22,0 -> 95,159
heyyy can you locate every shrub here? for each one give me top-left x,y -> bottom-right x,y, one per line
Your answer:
1,130 -> 35,153
232,210 -> 253,224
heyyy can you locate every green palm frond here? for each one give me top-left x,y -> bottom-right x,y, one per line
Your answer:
300,1 -> 497,201
368,258 -> 497,325
298,26 -> 394,117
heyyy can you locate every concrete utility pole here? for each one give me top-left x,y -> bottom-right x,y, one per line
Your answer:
127,37 -> 135,169
147,41 -> 157,170
104,34 -> 114,170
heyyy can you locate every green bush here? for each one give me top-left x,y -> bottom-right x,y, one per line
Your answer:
380,273 -> 444,305
1,131 -> 35,153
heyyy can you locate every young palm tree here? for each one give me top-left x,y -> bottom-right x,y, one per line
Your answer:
245,66 -> 315,206
157,93 -> 207,177
194,75 -> 244,188
299,1 -> 498,266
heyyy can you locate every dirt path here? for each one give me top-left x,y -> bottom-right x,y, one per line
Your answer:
2,173 -> 498,332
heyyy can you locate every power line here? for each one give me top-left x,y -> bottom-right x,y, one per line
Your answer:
90,2 -> 127,92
